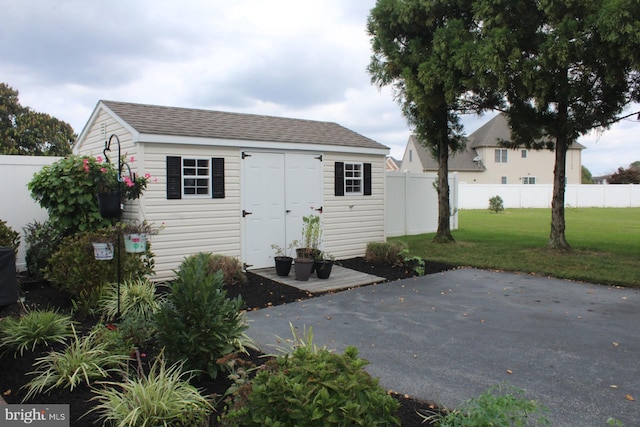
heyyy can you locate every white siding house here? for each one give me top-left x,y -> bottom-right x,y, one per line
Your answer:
74,101 -> 389,281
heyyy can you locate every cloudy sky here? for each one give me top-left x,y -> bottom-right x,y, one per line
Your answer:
2,0 -> 638,176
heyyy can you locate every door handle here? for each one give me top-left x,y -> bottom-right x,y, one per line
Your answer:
286,210 -> 291,213
314,206 -> 323,214
242,210 -> 253,217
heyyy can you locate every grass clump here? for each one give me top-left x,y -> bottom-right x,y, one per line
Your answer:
222,325 -> 399,426
155,253 -> 254,379
365,240 -> 408,265
206,253 -> 247,285
23,326 -> 127,401
423,384 -> 549,426
99,278 -> 164,321
89,353 -> 213,427
0,309 -> 73,357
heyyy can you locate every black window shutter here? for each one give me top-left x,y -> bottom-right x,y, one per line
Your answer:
212,157 -> 225,199
363,163 -> 372,196
334,162 -> 344,196
166,156 -> 182,199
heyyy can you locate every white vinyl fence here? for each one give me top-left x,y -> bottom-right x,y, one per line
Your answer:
0,155 -> 61,271
459,183 -> 640,209
385,172 -> 459,237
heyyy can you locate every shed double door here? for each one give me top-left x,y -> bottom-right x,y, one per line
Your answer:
242,152 -> 322,269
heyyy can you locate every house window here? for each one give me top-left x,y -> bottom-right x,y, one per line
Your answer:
495,149 -> 508,163
334,162 -> 372,196
166,156 -> 225,199
345,163 -> 363,194
521,149 -> 527,158
501,176 -> 507,184
183,158 -> 210,196
522,176 -> 536,184
409,149 -> 413,162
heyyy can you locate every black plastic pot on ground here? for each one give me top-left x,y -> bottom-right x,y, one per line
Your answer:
274,256 -> 293,277
314,260 -> 333,279
294,258 -> 314,281
97,191 -> 122,219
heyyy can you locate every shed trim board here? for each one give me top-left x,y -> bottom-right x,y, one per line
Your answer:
74,101 -> 389,281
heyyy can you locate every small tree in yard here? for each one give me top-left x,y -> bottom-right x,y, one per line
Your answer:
488,195 -> 504,214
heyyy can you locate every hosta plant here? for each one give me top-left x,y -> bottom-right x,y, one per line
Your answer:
23,326 -> 127,401
0,309 -> 73,357
89,353 -> 213,427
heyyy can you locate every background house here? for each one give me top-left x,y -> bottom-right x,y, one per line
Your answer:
400,114 -> 584,184
74,100 -> 389,281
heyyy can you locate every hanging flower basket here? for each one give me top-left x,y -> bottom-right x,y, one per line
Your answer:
97,191 -> 122,219
92,242 -> 114,260
124,233 -> 147,253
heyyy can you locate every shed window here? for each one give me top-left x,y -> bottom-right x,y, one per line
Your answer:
166,156 -> 225,199
334,162 -> 372,196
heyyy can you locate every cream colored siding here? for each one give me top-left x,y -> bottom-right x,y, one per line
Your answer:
142,144 -> 241,281
322,153 -> 385,260
400,138 -> 424,173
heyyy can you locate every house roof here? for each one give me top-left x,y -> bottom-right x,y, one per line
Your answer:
413,113 -> 585,171
99,100 -> 388,151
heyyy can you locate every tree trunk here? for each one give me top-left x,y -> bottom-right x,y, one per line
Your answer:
434,134 -> 455,243
547,135 -> 571,250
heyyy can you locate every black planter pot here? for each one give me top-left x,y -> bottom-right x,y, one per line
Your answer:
294,258 -> 314,281
274,256 -> 293,277
97,191 -> 122,219
314,260 -> 333,279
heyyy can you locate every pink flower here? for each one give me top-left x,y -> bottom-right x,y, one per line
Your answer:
129,156 -> 135,164
96,156 -> 103,163
124,177 -> 134,187
153,177 -> 158,183
144,173 -> 151,179
83,158 -> 89,172
100,167 -> 107,173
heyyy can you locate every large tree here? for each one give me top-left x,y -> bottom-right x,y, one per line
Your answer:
367,0 -> 486,243
471,0 -> 640,249
0,83 -> 75,156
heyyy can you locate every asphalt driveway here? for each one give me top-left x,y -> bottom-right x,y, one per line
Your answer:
246,268 -> 640,427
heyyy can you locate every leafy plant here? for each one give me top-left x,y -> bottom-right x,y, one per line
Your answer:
365,240 -> 408,265
89,323 -> 133,357
422,384 -> 549,427
222,326 -> 399,426
271,240 -> 299,258
0,309 -> 73,357
23,220 -> 64,281
23,326 -> 128,401
488,195 -> 505,213
0,219 -> 20,257
155,253 -> 254,379
89,353 -> 213,427
45,230 -> 154,301
99,278 -> 164,321
117,314 -> 157,349
300,214 -> 322,257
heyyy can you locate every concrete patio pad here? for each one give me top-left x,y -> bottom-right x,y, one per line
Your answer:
247,268 -> 640,427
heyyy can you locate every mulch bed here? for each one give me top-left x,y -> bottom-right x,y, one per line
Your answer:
0,257 -> 456,426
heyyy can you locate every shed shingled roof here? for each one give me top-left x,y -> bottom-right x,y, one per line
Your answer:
101,100 -> 387,150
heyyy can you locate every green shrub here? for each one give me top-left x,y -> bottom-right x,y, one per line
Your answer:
206,253 -> 247,285
23,220 -> 64,281
365,240 -> 408,265
23,326 -> 128,400
89,323 -> 133,357
45,230 -> 154,301
423,384 -> 549,427
0,309 -> 73,357
99,278 -> 164,321
222,327 -> 399,427
155,253 -> 253,379
89,354 -> 213,426
488,195 -> 505,213
117,314 -> 157,349
0,219 -> 20,257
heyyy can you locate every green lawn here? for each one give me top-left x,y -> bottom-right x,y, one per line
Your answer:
392,208 -> 640,288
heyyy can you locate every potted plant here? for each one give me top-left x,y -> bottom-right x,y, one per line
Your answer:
271,240 -> 298,277
116,220 -> 162,253
294,215 -> 322,281
90,231 -> 116,261
314,251 -> 334,279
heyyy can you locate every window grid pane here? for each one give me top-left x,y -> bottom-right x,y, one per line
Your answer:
183,158 -> 210,196
345,163 -> 362,194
